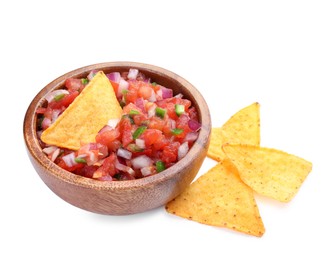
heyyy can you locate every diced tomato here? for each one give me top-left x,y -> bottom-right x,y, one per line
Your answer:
57,159 -> 84,172
119,117 -> 133,147
133,114 -> 148,126
141,129 -> 162,147
65,78 -> 85,92
138,85 -> 153,99
122,103 -> 142,114
153,134 -> 169,150
148,117 -> 165,131
36,107 -> 47,114
75,165 -> 99,178
93,153 -> 116,178
175,114 -> 192,139
161,142 -> 180,164
49,91 -> 79,109
96,128 -> 120,152
110,81 -> 119,95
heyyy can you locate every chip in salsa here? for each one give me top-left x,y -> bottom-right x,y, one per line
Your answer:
36,69 -> 201,181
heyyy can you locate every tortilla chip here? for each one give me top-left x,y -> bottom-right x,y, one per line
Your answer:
41,71 -> 123,150
222,144 -> 313,202
221,102 -> 260,145
207,102 -> 260,161
166,160 -> 265,237
207,128 -> 227,161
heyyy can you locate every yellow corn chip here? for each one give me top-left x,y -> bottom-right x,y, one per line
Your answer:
207,128 -> 227,161
207,102 -> 260,161
166,160 -> 265,237
222,144 -> 313,202
41,71 -> 123,150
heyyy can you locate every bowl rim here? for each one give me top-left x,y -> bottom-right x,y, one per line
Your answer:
24,61 -> 211,191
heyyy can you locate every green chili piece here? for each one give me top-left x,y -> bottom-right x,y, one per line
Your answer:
129,109 -> 140,116
175,104 -> 185,116
75,157 -> 86,164
171,128 -> 184,135
81,78 -> 89,85
156,161 -> 166,173
54,93 -> 65,101
133,126 -> 147,139
155,107 -> 166,118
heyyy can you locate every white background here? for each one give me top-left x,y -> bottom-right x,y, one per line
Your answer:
1,0 -> 334,259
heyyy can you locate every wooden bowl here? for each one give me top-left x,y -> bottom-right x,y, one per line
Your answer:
23,62 -> 211,215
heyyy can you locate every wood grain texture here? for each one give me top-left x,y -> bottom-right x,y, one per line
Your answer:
23,62 -> 211,215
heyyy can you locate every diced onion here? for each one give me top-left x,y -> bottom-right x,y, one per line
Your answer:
148,89 -> 157,102
178,142 -> 189,160
87,70 -> 98,80
117,78 -> 129,96
188,119 -> 201,131
115,160 -> 135,175
184,132 -> 199,142
51,109 -> 61,123
131,155 -> 153,169
141,166 -> 154,177
51,148 -> 60,162
62,152 -> 77,167
161,87 -> 173,99
147,103 -> 157,118
117,148 -> 132,160
135,139 -> 145,149
45,89 -> 69,103
127,68 -> 139,80
107,118 -> 120,129
42,146 -> 58,155
106,72 -> 121,83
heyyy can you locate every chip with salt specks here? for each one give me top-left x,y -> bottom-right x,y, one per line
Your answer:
222,144 -> 313,202
165,160 -> 265,237
207,102 -> 260,161
41,71 -> 123,150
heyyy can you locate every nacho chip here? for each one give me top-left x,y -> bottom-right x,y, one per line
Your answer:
166,160 -> 265,237
222,144 -> 313,202
207,128 -> 227,161
41,71 -> 122,150
207,102 -> 260,161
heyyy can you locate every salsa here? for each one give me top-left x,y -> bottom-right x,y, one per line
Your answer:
37,69 -> 201,181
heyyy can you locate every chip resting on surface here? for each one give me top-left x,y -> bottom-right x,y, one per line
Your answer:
41,71 -> 123,150
207,102 -> 260,161
165,160 -> 265,237
222,144 -> 313,202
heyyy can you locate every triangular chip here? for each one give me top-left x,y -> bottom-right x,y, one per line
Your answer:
166,160 -> 265,237
207,102 -> 260,161
41,71 -> 123,150
222,144 -> 313,202
207,128 -> 227,161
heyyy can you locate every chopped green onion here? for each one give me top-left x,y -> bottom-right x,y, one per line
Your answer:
156,161 -> 166,173
133,126 -> 147,139
74,157 -> 86,164
81,78 -> 89,85
54,93 -> 65,101
171,128 -> 184,135
129,109 -> 140,116
175,104 -> 185,116
155,107 -> 166,118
